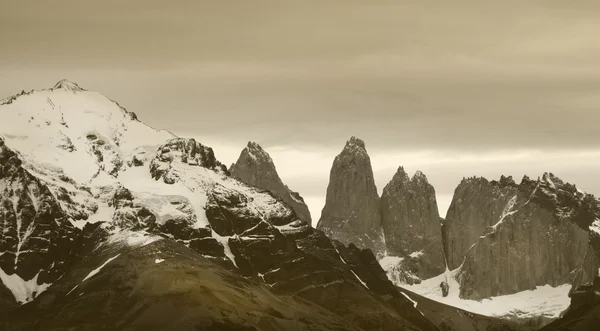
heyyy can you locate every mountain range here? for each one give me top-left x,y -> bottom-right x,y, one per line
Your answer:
0,80 -> 598,331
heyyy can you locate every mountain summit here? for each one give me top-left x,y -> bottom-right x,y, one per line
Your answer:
0,82 -> 436,331
51,79 -> 85,93
317,136 -> 385,256
230,141 -> 312,224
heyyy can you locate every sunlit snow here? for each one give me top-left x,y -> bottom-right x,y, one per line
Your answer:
403,268 -> 571,319
0,268 -> 51,304
82,254 -> 121,282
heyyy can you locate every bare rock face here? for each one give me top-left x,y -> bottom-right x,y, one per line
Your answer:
230,141 -> 312,225
449,173 -> 600,300
381,167 -> 446,278
316,137 -> 384,257
442,175 -> 519,271
0,138 -> 106,306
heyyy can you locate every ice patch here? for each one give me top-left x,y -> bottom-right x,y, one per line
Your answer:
105,229 -> 161,247
410,250 -> 424,258
590,218 -> 600,236
379,256 -> 404,269
70,219 -> 88,230
82,254 -> 121,282
66,284 -> 79,296
212,231 -> 238,268
351,270 -> 368,289
0,269 -> 51,304
491,195 -> 517,230
401,292 -> 418,308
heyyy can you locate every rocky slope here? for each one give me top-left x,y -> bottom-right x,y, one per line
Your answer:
0,80 -> 439,331
317,137 -> 385,257
444,173 -> 600,300
230,141 -> 312,225
381,167 -> 446,280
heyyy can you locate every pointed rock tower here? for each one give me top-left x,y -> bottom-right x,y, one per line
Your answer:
381,167 -> 446,278
316,137 -> 384,256
230,141 -> 312,225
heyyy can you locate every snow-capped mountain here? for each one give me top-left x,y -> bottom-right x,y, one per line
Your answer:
0,81 -> 440,331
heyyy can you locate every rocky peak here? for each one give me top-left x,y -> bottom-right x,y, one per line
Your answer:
411,170 -> 429,184
150,138 -> 229,184
490,175 -> 517,187
230,142 -> 312,225
446,172 -> 600,300
381,168 -> 445,279
392,166 -> 411,183
443,175 -> 521,271
317,137 -> 384,257
340,136 -> 368,157
246,141 -> 265,153
345,136 -> 366,148
51,79 -> 85,93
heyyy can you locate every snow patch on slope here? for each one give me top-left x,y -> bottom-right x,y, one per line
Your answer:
212,231 -> 238,268
0,269 -> 51,304
351,270 -> 369,289
590,218 -> 600,236
405,268 -> 571,319
105,228 -> 161,247
82,254 -> 121,282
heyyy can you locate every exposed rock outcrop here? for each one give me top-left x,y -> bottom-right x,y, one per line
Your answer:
381,167 -> 446,279
230,141 -> 312,225
448,173 -> 600,300
317,137 -> 384,257
442,175 -> 519,271
0,138 -> 104,306
150,138 -> 228,183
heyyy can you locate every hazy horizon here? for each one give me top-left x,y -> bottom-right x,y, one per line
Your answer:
3,1 -> 600,224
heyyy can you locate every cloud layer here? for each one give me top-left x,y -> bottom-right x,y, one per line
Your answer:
2,0 -> 600,222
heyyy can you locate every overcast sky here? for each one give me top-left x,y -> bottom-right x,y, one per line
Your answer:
2,1 -> 600,223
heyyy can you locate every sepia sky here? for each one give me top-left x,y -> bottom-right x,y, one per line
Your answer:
2,1 -> 600,222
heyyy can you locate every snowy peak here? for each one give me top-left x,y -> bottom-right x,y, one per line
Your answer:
0,81 -> 175,184
51,79 -> 85,93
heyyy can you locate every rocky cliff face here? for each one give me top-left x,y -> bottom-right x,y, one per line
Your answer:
230,141 -> 312,225
446,173 -> 600,300
317,137 -> 384,257
442,175 -> 520,271
0,81 -> 439,331
381,167 -> 446,279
